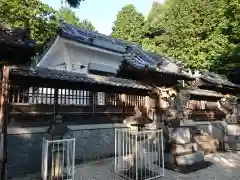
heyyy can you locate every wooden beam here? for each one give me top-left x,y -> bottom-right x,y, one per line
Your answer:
10,75 -> 149,95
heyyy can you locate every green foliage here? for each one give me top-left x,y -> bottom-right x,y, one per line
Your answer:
0,0 -> 96,44
148,0 -> 240,74
78,19 -> 95,31
65,0 -> 84,8
0,0 -> 57,44
57,7 -> 95,31
111,4 -> 145,43
112,0 -> 240,75
1,0 -> 95,66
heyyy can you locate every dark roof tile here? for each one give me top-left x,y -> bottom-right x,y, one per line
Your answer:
58,22 -> 193,80
10,66 -> 151,90
201,72 -> 240,89
183,89 -> 224,98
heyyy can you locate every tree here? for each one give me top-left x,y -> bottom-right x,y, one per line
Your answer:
142,0 -> 240,74
57,7 -> 95,31
57,7 -> 80,26
65,0 -> 85,8
0,0 -> 58,44
0,1 -> 96,44
142,2 -> 167,53
111,4 -> 145,43
78,19 -> 95,31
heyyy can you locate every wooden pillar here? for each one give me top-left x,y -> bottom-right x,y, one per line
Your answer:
121,94 -> 127,118
91,91 -> 96,115
0,66 -> 9,125
53,88 -> 59,125
0,65 -> 9,180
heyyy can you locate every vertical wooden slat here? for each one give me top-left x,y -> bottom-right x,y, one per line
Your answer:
11,86 -> 15,103
75,89 -> 77,105
79,90 -> 82,105
31,87 -> 34,104
60,89 -> 63,104
77,90 -> 80,105
87,91 -> 90,105
71,89 -> 74,105
53,88 -> 59,126
83,90 -> 86,105
69,89 -> 71,105
17,87 -> 20,103
91,91 -> 96,114
64,89 -> 66,105
40,87 -> 43,104
66,89 -> 68,105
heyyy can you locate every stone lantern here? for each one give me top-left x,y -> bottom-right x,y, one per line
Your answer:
41,115 -> 76,180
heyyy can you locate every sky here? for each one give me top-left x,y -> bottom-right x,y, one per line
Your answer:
41,0 -> 165,35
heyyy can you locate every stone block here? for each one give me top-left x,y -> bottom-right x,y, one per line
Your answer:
175,151 -> 204,165
224,135 -> 240,150
164,151 -> 204,166
195,135 -> 219,154
224,142 -> 240,151
169,127 -> 191,144
171,143 -> 197,155
224,135 -> 240,142
226,124 -> 240,136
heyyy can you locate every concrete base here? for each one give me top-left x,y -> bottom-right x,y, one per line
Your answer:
165,151 -> 204,166
224,135 -> 240,151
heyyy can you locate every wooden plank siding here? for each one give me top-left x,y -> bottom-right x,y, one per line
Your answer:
7,83 -> 148,125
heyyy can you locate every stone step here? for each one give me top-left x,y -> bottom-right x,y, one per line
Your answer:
224,135 -> 240,142
226,124 -> 240,136
224,142 -> 240,151
164,151 -> 204,166
167,143 -> 198,155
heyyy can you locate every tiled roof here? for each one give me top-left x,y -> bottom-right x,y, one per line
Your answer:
59,22 -> 127,53
184,89 -> 224,98
58,23 -> 193,80
200,72 -> 240,89
0,23 -> 36,65
122,46 -> 193,80
10,66 -> 151,90
0,23 -> 35,47
228,69 -> 240,85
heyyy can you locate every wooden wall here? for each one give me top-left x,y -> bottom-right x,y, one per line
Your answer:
7,84 -> 148,126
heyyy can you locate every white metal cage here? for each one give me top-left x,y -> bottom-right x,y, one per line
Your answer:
115,128 -> 164,180
41,137 -> 76,180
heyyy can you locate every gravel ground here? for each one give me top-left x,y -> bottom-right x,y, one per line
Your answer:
8,152 -> 240,180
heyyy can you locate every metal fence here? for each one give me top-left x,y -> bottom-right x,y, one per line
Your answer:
41,137 -> 76,180
115,128 -> 164,180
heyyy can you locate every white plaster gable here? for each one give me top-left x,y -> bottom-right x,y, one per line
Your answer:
37,36 -> 123,75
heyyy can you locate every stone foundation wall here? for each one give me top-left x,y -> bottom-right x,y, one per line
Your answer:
182,121 -> 226,142
182,120 -> 240,150
7,124 -> 126,178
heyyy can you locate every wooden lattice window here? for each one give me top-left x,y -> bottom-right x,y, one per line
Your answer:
58,89 -> 90,105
